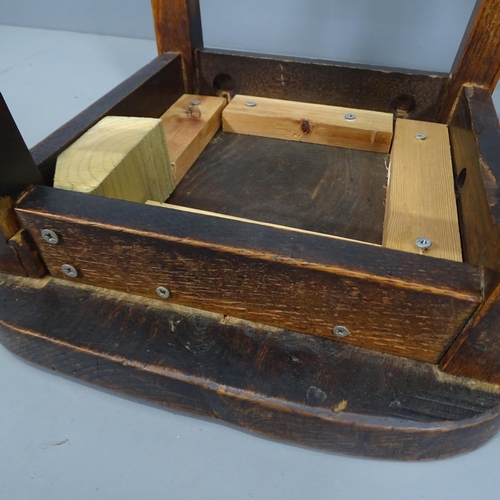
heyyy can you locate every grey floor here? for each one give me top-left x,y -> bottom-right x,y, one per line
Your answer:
1,25 -> 500,500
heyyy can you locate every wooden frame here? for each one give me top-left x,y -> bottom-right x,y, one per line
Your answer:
2,0 -> 500,459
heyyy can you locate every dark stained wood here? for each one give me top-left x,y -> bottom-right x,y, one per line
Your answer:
0,197 -> 26,277
168,132 -> 388,244
196,49 -> 448,122
8,230 -> 47,278
0,94 -> 43,197
30,53 -> 184,184
441,85 -> 500,383
151,0 -> 203,93
16,186 -> 482,363
437,0 -> 500,123
1,274 -> 500,460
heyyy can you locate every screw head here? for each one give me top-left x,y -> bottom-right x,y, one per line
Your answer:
415,238 -> 432,250
156,286 -> 170,299
333,325 -> 350,338
41,229 -> 59,245
191,99 -> 201,105
344,113 -> 356,121
245,100 -> 257,107
61,264 -> 78,278
415,133 -> 427,140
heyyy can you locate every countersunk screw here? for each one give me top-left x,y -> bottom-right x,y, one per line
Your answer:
344,113 -> 356,121
245,100 -> 257,107
415,133 -> 427,140
415,238 -> 432,250
61,264 -> 78,278
191,99 -> 201,105
156,286 -> 170,299
333,325 -> 350,338
41,229 -> 59,245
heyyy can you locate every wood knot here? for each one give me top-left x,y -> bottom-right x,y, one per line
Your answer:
301,119 -> 310,135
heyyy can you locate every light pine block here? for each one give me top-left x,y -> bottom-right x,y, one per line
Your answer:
223,95 -> 393,153
383,119 -> 462,262
54,116 -> 174,203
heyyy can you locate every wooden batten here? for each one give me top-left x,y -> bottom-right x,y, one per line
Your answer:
383,119 -> 462,262
222,95 -> 393,153
161,94 -> 226,185
54,116 -> 174,204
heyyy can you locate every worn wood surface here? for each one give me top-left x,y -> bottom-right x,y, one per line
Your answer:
383,119 -> 462,261
222,95 -> 393,153
437,0 -> 500,122
54,116 -> 173,203
197,49 -> 447,121
441,86 -> 500,383
17,186 -> 482,363
168,132 -> 388,244
30,53 -> 183,184
161,94 -> 226,184
8,230 -> 46,278
0,93 -> 43,197
151,0 -> 203,93
1,274 -> 499,460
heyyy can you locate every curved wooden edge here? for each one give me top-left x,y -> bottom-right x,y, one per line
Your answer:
1,275 -> 500,460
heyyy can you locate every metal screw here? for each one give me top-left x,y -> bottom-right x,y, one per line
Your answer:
415,133 -> 427,140
41,229 -> 59,245
61,264 -> 78,278
156,286 -> 170,299
245,100 -> 257,107
415,238 -> 432,250
333,325 -> 350,338
344,113 -> 356,121
191,99 -> 201,105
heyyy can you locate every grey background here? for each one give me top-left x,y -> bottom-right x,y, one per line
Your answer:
2,2 -> 500,499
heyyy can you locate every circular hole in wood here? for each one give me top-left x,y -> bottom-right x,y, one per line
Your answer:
213,73 -> 235,93
391,94 -> 416,117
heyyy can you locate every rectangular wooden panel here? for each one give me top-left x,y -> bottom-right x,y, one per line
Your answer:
383,119 -> 462,262
16,186 -> 482,363
223,95 -> 393,153
161,94 -> 226,184
197,49 -> 448,121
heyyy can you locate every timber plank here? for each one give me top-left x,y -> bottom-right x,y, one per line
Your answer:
16,186 -> 481,363
1,274 -> 500,460
196,49 -> 448,121
161,94 -> 226,184
383,119 -> 462,261
222,95 -> 393,153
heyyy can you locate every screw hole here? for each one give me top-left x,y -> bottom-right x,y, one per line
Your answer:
391,94 -> 416,118
213,73 -> 235,93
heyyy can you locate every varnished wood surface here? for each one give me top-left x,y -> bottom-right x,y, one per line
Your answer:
437,0 -> 500,122
168,132 -> 388,244
151,0 -> 203,92
1,274 -> 499,460
196,49 -> 448,121
222,95 -> 393,153
17,186 -> 481,363
30,53 -> 183,183
383,119 -> 462,261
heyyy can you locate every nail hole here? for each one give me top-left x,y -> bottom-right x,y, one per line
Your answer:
455,168 -> 467,196
391,94 -> 416,118
213,73 -> 235,93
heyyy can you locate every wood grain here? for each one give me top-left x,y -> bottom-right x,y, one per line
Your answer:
17,186 -> 482,363
222,95 -> 393,153
168,132 -> 388,244
383,119 -> 462,261
30,53 -> 184,183
196,49 -> 448,121
151,0 -> 203,92
161,94 -> 226,184
54,116 -> 173,203
437,0 -> 500,122
1,274 -> 500,460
